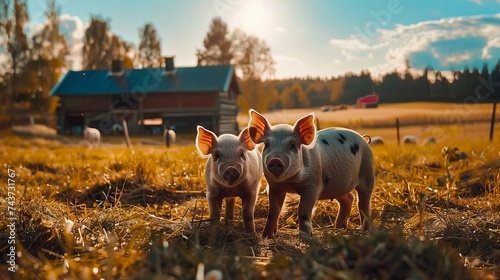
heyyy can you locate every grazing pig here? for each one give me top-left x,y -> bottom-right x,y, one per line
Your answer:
163,128 -> 176,147
84,126 -> 101,148
112,123 -> 124,135
403,135 -> 418,144
422,136 -> 437,145
196,126 -> 262,233
248,109 -> 374,238
370,136 -> 385,146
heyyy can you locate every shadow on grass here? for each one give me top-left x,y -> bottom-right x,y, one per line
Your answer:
56,176 -> 206,207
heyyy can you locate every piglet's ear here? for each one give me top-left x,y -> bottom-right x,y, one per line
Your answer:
293,113 -> 316,146
196,126 -> 217,155
248,109 -> 270,144
239,128 -> 255,150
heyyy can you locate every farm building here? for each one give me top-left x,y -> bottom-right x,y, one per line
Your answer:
50,57 -> 242,135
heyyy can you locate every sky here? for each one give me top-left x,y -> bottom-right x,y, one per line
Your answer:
22,0 -> 500,80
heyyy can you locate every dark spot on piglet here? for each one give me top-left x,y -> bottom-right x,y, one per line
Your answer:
336,133 -> 347,144
350,143 -> 359,155
300,215 -> 310,222
321,139 -> 329,145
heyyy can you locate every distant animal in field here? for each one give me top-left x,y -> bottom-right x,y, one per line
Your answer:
248,109 -> 375,238
403,135 -> 418,144
196,126 -> 262,233
163,129 -> 176,147
370,136 -> 385,146
84,126 -> 101,148
112,123 -> 123,135
422,136 -> 437,145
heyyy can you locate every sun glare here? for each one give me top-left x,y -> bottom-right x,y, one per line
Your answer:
231,0 -> 272,38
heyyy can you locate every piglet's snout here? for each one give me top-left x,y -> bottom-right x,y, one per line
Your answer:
267,158 -> 285,177
222,167 -> 240,184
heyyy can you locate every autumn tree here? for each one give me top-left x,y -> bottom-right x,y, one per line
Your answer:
231,29 -> 275,81
330,77 -> 345,103
279,87 -> 293,109
196,17 -> 232,66
231,29 -> 275,112
0,0 -> 29,119
280,81 -> 309,108
111,35 -> 134,68
82,17 -> 113,70
82,17 -> 132,70
197,18 -> 276,111
238,80 -> 278,112
264,82 -> 280,110
120,40 -> 135,69
23,0 -> 68,113
138,23 -> 161,68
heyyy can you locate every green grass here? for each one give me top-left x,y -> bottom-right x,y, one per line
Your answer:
0,135 -> 499,279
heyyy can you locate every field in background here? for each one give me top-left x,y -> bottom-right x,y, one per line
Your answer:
7,102 -> 498,146
0,102 -> 499,279
238,102 -> 499,144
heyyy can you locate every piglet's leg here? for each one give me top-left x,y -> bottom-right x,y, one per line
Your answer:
224,197 -> 235,225
263,187 -> 286,238
208,195 -> 223,224
356,187 -> 373,230
357,152 -> 375,230
297,192 -> 318,237
334,192 -> 354,228
241,192 -> 257,233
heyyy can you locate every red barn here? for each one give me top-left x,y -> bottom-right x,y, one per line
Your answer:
50,57 -> 242,135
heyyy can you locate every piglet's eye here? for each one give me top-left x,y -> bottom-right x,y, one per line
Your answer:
239,151 -> 246,160
264,141 -> 270,150
213,151 -> 221,162
289,142 -> 297,152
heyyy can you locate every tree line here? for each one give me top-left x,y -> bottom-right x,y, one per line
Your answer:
0,1 -> 498,125
264,62 -> 500,111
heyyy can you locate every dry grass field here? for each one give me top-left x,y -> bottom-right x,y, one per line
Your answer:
1,102 -> 499,279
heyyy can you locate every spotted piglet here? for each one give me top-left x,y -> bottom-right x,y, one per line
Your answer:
248,110 -> 375,238
196,126 -> 263,233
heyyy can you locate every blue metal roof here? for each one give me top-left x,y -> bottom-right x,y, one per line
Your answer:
50,65 -> 239,96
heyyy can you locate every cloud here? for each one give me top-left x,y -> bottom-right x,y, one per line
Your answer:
59,14 -> 86,70
274,55 -> 306,68
273,55 -> 309,78
441,52 -> 471,65
329,14 -> 500,78
27,13 -> 86,71
469,0 -> 482,4
482,35 -> 500,59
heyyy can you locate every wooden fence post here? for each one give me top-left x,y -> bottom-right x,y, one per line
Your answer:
396,118 -> 400,146
122,119 -> 132,148
489,102 -> 497,142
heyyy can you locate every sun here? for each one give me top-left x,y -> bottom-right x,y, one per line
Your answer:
230,0 -> 273,38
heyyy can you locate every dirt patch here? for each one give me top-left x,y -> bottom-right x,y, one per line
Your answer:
24,162 -> 60,174
57,177 -> 206,207
12,124 -> 59,140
